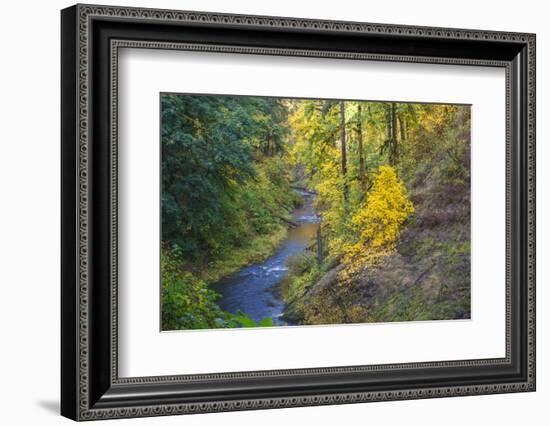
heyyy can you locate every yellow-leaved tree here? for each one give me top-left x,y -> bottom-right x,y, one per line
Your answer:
342,165 -> 414,277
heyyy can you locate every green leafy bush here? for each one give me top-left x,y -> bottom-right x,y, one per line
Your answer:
161,246 -> 225,330
162,246 -> 278,330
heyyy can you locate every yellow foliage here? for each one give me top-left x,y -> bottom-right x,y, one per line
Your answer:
342,165 -> 414,276
416,104 -> 456,137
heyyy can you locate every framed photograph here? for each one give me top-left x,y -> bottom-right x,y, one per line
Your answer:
61,4 -> 536,421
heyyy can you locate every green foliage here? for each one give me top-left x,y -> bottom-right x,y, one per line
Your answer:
161,246 -> 225,330
227,311 -> 257,328
281,251 -> 321,305
161,94 -> 471,329
162,245 -> 278,330
201,225 -> 288,284
162,95 -> 291,260
258,317 -> 275,327
224,312 -> 276,328
161,94 -> 300,330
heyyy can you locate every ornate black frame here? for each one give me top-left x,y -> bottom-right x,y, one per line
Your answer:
61,3 -> 536,421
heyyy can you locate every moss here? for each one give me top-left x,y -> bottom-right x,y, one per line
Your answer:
399,232 -> 469,265
280,251 -> 325,322
371,286 -> 468,323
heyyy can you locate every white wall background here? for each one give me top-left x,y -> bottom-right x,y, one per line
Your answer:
0,0 -> 546,424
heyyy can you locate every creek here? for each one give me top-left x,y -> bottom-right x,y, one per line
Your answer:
211,189 -> 320,325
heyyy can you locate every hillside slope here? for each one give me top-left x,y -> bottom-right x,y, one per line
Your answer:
283,170 -> 470,324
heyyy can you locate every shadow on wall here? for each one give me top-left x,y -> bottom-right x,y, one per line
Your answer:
35,400 -> 59,416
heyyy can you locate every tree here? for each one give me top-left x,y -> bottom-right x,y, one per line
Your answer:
380,102 -> 399,166
340,100 -> 349,204
288,99 -> 340,180
355,103 -> 367,194
342,165 -> 414,275
161,95 -> 291,259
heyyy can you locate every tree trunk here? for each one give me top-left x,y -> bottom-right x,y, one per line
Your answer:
390,102 -> 398,166
385,104 -> 392,154
316,226 -> 323,265
356,104 -> 366,195
340,100 -> 348,203
398,113 -> 406,144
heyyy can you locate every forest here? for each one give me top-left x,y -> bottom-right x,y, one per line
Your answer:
161,93 -> 471,330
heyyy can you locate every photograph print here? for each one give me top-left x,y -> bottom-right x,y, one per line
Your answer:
160,94 -> 471,331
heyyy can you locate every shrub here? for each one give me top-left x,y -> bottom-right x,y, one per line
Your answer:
161,246 -> 225,330
342,165 -> 414,275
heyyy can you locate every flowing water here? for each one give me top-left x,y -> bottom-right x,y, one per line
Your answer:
211,190 -> 320,325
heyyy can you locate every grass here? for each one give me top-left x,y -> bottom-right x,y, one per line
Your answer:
200,224 -> 288,284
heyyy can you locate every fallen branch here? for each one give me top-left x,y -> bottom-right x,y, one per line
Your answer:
290,185 -> 317,195
278,216 -> 299,227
